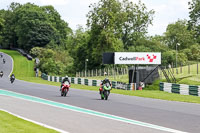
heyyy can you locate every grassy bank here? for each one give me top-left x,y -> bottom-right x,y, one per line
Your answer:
0,49 -> 35,78
0,110 -> 58,133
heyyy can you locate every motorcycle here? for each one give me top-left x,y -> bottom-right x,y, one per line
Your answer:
100,83 -> 111,100
10,78 -> 15,83
61,81 -> 70,97
0,71 -> 3,78
3,59 -> 5,64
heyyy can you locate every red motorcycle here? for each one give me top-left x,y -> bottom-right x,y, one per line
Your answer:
61,81 -> 70,97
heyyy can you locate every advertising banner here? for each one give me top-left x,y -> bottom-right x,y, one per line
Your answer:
115,52 -> 161,64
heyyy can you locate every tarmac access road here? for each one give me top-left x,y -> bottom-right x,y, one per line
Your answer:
0,52 -> 200,133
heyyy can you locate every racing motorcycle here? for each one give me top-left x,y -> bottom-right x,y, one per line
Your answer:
0,71 -> 3,78
99,82 -> 111,100
61,81 -> 70,97
10,77 -> 15,83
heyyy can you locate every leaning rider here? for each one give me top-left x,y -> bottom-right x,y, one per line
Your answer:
99,78 -> 112,94
10,74 -> 15,81
60,76 -> 70,91
0,71 -> 3,77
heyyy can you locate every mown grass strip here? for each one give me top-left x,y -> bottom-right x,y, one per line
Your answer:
0,110 -> 58,133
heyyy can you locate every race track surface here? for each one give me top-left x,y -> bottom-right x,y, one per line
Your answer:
0,52 -> 200,133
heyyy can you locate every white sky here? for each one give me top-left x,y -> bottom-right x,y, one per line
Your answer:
0,0 -> 191,36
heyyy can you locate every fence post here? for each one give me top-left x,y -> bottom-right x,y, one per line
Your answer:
188,64 -> 190,74
180,64 -> 182,74
114,67 -> 115,79
98,69 -> 101,77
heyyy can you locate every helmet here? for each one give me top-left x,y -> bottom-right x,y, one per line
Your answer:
65,75 -> 68,79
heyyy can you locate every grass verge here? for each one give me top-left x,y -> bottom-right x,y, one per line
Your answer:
0,110 -> 58,133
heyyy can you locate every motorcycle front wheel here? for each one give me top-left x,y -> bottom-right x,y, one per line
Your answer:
104,91 -> 109,100
64,89 -> 67,97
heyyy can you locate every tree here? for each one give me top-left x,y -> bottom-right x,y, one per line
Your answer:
1,3 -> 21,48
13,3 -> 55,50
1,2 -> 71,51
182,44 -> 200,60
68,26 -> 91,71
86,0 -> 154,68
0,10 -> 5,46
164,20 -> 196,50
30,47 -> 74,76
41,5 -> 72,47
188,0 -> 200,43
121,0 -> 154,49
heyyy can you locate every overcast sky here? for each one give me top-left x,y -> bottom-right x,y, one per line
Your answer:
0,0 -> 191,36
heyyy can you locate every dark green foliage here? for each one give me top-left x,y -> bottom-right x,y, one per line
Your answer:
86,0 -> 154,69
188,0 -> 200,43
30,47 -> 74,76
164,20 -> 196,50
1,2 -> 71,50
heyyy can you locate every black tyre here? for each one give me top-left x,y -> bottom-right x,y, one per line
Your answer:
66,89 -> 69,95
104,91 -> 108,100
64,89 -> 67,97
101,95 -> 104,100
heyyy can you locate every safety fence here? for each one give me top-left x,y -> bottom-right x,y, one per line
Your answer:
41,73 -> 133,90
160,82 -> 200,96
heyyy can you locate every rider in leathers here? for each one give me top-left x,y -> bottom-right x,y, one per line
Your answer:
99,78 -> 112,94
60,76 -> 70,91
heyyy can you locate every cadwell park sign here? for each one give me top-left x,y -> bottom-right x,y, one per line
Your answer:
114,52 -> 161,65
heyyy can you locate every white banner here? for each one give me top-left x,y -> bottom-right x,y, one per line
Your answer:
115,52 -> 161,64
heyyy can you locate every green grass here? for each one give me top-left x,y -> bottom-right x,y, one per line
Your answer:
0,110 -> 58,133
86,74 -> 129,83
0,49 -> 35,78
1,49 -> 200,104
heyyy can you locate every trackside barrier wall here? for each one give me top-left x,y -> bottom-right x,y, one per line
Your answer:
41,73 -> 133,90
160,82 -> 200,96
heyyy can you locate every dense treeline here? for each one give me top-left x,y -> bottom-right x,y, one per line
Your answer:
0,0 -> 200,76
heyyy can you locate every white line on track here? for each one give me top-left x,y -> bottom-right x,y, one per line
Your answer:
0,89 -> 187,133
0,109 -> 69,133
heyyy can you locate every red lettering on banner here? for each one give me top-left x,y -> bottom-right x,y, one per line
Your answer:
136,57 -> 145,61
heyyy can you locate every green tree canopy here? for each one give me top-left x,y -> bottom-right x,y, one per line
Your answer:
164,20 -> 196,50
188,0 -> 200,43
1,2 -> 71,51
86,0 -> 154,68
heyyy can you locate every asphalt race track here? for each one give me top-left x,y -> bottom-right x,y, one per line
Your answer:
0,52 -> 200,133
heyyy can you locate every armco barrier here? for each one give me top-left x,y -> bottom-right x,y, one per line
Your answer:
160,82 -> 200,97
41,73 -> 133,90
